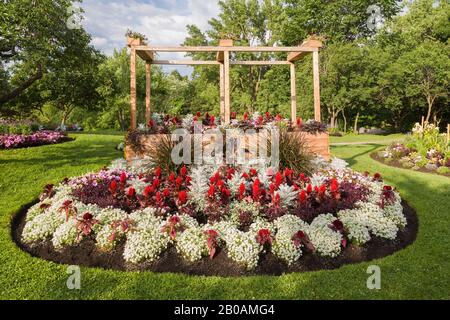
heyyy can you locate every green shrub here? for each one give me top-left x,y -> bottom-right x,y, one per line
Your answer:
416,159 -> 429,168
436,166 -> 450,175
384,157 -> 393,164
402,162 -> 414,168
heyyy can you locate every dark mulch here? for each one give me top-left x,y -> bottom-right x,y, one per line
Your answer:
11,200 -> 418,276
371,152 -> 450,178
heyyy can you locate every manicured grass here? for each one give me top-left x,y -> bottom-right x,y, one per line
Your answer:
330,133 -> 406,144
0,135 -> 449,299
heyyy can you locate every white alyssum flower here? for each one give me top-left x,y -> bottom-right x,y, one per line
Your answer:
175,227 -> 209,262
52,219 -> 78,250
308,214 -> 343,257
22,211 -> 66,244
272,215 -> 309,265
226,230 -> 261,270
123,227 -> 170,264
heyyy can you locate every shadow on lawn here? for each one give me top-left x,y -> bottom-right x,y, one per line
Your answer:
332,143 -> 383,167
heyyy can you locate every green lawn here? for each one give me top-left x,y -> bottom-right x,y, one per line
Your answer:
330,133 -> 406,144
0,134 -> 449,299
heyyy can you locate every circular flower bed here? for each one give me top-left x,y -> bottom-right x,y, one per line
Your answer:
0,131 -> 72,149
14,159 -> 417,275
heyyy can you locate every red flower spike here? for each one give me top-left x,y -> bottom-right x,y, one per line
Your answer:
231,112 -> 236,119
273,193 -> 281,205
180,166 -> 188,176
319,184 -> 327,195
196,111 -> 201,118
243,112 -> 249,120
152,178 -> 160,188
242,172 -> 249,180
299,190 -> 307,202
143,185 -> 154,198
169,172 -> 176,183
185,176 -> 192,185
283,168 -> 293,179
238,183 -> 246,198
299,173 -> 306,181
162,188 -> 171,198
109,180 -> 118,194
296,118 -> 302,127
154,167 -> 162,177
216,179 -> 224,190
155,191 -> 161,203
275,113 -> 282,121
269,183 -> 276,195
127,187 -> 136,197
176,176 -> 183,187
148,119 -> 154,127
257,115 -> 264,125
249,168 -> 257,176
252,179 -> 261,201
265,111 -> 270,119
208,185 -> 215,198
306,184 -> 313,194
120,172 -> 127,184
178,190 -> 188,205
275,171 -> 283,187
209,115 -> 215,125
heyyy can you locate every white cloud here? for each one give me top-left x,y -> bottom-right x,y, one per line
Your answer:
81,0 -> 220,75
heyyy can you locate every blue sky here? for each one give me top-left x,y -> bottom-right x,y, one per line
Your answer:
80,0 -> 220,75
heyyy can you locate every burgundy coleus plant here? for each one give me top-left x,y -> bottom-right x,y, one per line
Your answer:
59,200 -> 77,221
76,212 -> 99,241
329,219 -> 347,248
291,230 -> 315,252
379,185 -> 395,208
39,184 -> 55,201
256,229 -> 272,248
205,229 -> 219,259
108,218 -> 134,243
161,215 -> 185,240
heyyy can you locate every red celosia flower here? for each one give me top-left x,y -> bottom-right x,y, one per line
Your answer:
231,112 -> 236,119
299,173 -> 306,182
330,178 -> 339,193
269,183 -> 276,195
249,168 -> 257,176
210,115 -> 215,125
283,168 -> 293,179
275,171 -> 283,187
196,111 -> 201,117
275,113 -> 282,121
169,172 -> 176,183
208,185 -> 215,198
185,176 -> 192,185
306,184 -> 312,194
148,119 -> 154,127
252,179 -> 260,201
154,167 -> 162,177
143,185 -> 154,198
314,186 -> 319,193
265,111 -> 271,119
299,190 -> 307,202
257,115 -> 264,125
383,185 -> 392,191
296,118 -> 302,126
180,165 -> 188,176
373,172 -> 382,181
239,183 -> 246,199
216,179 -> 224,190
256,229 -> 272,246
109,180 -> 118,194
319,184 -> 327,195
153,178 -> 160,188
243,112 -> 249,120
127,187 -> 136,197
178,190 -> 188,205
226,168 -> 235,179
155,191 -> 162,203
176,176 -> 183,187
221,188 -> 231,198
120,172 -> 127,184
162,188 -> 171,198
293,184 -> 299,191
242,172 -> 249,180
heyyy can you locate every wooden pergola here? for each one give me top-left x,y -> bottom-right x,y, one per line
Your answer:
128,37 -> 323,129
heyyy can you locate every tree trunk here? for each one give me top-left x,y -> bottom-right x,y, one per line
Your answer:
353,112 -> 360,134
425,95 -> 434,123
342,110 -> 347,133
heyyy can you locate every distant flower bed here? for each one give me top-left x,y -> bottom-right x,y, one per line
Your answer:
138,112 -> 327,135
0,131 -> 71,149
20,158 -> 408,270
377,122 -> 450,175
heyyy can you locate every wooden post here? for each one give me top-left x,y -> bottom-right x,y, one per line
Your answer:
290,62 -> 297,124
224,50 -> 231,124
312,50 -> 321,122
447,124 -> 449,145
421,116 -> 425,127
219,64 -> 225,123
145,62 -> 151,125
130,47 -> 137,130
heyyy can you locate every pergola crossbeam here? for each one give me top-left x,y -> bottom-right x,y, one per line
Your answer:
135,46 -> 317,53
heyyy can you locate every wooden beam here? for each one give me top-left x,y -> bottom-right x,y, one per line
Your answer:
135,45 -> 317,53
224,50 -> 231,124
136,49 -> 154,61
145,62 -> 151,124
313,51 -> 321,122
287,39 -> 322,62
231,61 -> 291,65
130,47 -> 137,130
151,60 -> 220,65
290,62 -> 297,123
